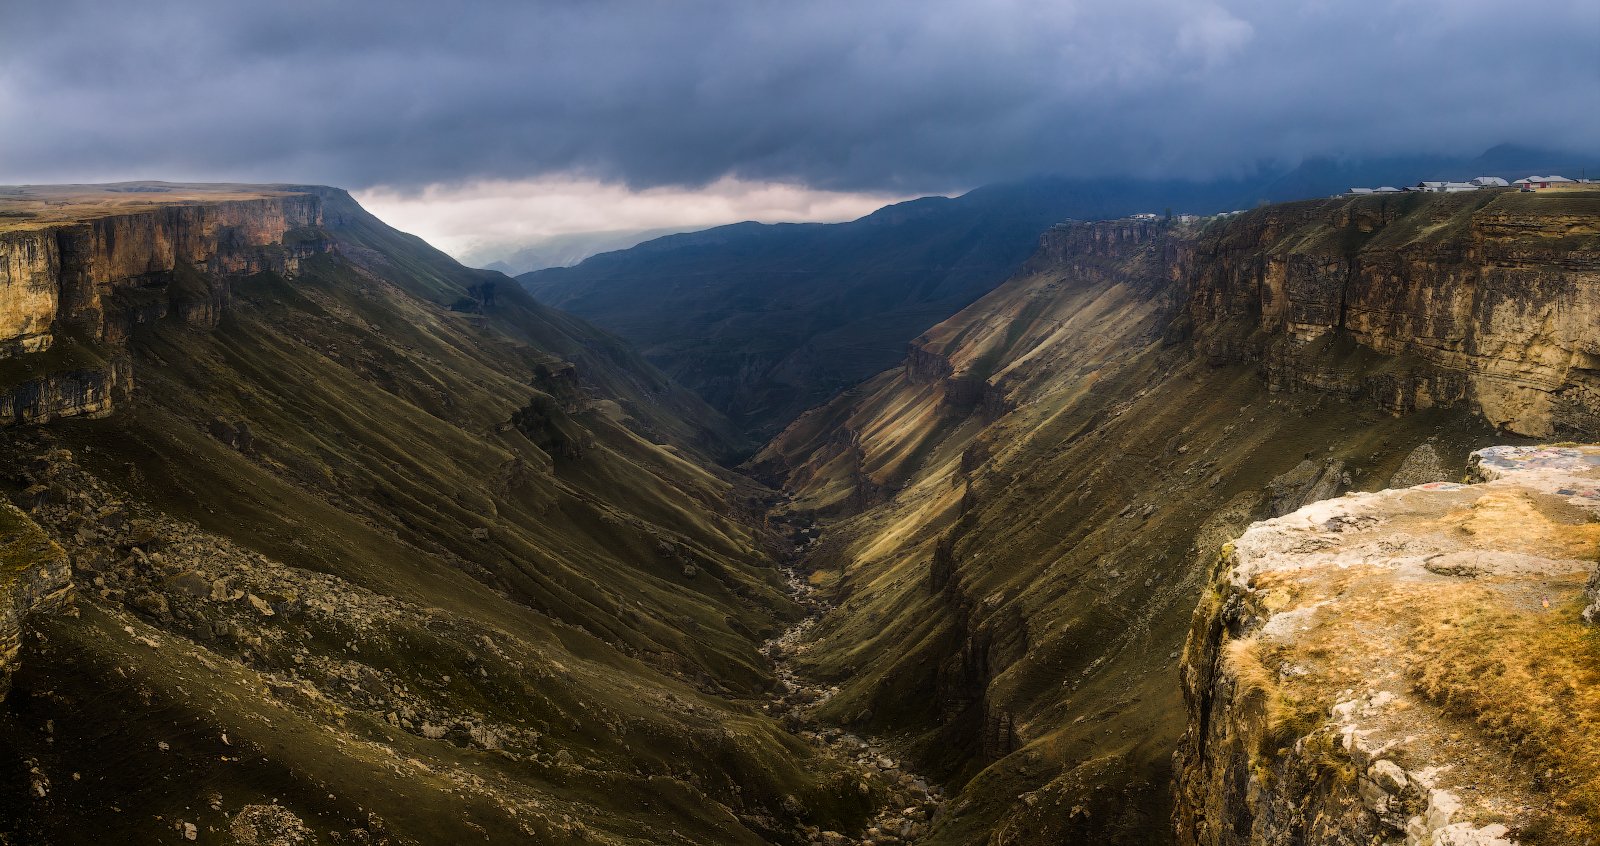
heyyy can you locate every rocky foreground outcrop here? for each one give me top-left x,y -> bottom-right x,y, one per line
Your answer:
0,499 -> 71,698
1177,445 -> 1600,845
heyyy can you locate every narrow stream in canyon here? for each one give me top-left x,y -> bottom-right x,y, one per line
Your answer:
763,511 -> 946,845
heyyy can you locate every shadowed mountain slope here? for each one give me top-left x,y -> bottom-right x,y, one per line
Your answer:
521,150 -> 1598,445
0,183 -> 890,845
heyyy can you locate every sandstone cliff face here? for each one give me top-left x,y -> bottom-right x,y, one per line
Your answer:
1176,445 -> 1600,845
0,356 -> 132,425
2,192 -> 325,343
0,187 -> 331,424
805,189 -> 1600,486
0,230 -> 61,357
1181,191 -> 1600,437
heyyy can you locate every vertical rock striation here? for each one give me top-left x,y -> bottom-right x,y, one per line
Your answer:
1180,191 -> 1600,436
0,185 -> 332,423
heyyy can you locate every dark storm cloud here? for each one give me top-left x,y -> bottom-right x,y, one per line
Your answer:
1,0 -> 1596,191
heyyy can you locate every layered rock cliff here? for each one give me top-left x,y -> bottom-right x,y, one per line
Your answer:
0,186 -> 326,343
1181,191 -> 1600,437
1176,445 -> 1600,845
0,184 -> 332,424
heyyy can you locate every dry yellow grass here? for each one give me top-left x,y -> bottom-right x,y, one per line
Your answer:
1440,489 -> 1600,559
1224,635 -> 1319,747
1246,561 -> 1599,842
1228,480 -> 1600,842
1410,588 -> 1600,842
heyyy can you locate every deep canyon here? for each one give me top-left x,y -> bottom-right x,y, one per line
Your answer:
0,181 -> 1596,845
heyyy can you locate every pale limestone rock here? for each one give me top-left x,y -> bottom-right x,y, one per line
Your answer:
1179,445 -> 1596,845
1389,443 -> 1451,489
0,230 -> 59,357
1423,788 -> 1463,831
1368,759 -> 1409,795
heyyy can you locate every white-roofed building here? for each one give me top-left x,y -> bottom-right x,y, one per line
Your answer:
1513,175 -> 1576,190
1470,176 -> 1509,187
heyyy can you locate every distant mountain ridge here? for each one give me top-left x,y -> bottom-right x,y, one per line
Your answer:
469,226 -> 690,275
520,145 -> 1596,444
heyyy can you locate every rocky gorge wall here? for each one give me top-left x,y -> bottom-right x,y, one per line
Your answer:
752,189 -> 1600,846
1179,190 -> 1600,437
1,191 -> 325,345
882,189 -> 1600,462
0,185 -> 900,844
0,187 -> 330,424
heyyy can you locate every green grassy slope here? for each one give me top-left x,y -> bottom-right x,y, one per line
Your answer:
0,192 -> 876,844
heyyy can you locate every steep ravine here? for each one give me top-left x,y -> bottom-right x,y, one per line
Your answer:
1,182 -> 1597,845
753,188 -> 1600,845
0,184 -> 874,845
763,511 -> 947,845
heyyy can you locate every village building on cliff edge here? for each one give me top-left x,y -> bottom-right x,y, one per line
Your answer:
1347,173 -> 1589,196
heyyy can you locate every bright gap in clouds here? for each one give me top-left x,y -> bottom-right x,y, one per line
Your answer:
355,176 -> 925,272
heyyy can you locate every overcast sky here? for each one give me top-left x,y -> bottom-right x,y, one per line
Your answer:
3,1 -> 1596,256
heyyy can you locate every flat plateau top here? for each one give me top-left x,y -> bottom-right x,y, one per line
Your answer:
0,182 -> 318,234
